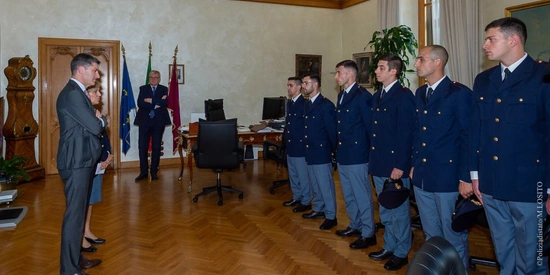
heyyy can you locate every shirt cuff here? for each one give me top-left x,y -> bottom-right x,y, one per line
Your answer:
470,171 -> 478,180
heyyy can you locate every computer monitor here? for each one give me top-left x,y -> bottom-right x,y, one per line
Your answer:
261,96 -> 286,120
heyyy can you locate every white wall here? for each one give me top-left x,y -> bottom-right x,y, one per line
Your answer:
0,0 -> 343,162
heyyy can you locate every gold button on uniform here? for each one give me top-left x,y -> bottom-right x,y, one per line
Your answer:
422,143 -> 426,147
422,158 -> 427,162
519,98 -> 523,102
373,134 -> 376,137
339,142 -> 342,145
422,127 -> 427,131
374,121 -> 378,124
495,118 -> 500,122
449,159 -> 453,163
494,137 -> 498,142
423,110 -> 427,114
497,98 -> 501,103
493,156 -> 498,161
372,146 -> 375,150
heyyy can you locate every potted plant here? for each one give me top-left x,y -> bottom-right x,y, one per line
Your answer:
0,155 -> 30,191
365,25 -> 418,90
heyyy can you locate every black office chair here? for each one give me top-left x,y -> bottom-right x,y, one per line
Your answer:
263,140 -> 289,194
205,98 -> 226,121
192,119 -> 244,205
406,236 -> 468,275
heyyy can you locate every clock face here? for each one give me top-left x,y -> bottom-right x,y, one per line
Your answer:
19,66 -> 32,82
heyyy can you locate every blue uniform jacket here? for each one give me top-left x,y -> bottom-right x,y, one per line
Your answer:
304,95 -> 337,165
285,95 -> 306,157
412,76 -> 472,192
469,56 -> 550,202
336,83 -> 373,165
369,82 -> 415,177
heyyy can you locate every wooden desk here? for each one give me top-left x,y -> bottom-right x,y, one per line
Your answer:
178,131 -> 283,192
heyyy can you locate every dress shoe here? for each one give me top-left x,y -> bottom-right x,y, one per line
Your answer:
302,211 -> 325,219
283,199 -> 300,207
151,174 -> 159,181
292,204 -> 312,213
79,256 -> 102,269
68,272 -> 88,275
349,235 -> 377,249
81,245 -> 97,253
135,173 -> 148,182
335,227 -> 362,237
85,237 -> 106,244
384,255 -> 408,271
368,249 -> 394,261
319,218 -> 337,230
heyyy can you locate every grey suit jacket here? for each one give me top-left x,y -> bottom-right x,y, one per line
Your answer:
56,80 -> 107,170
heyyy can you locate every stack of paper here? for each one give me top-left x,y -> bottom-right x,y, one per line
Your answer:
0,189 -> 18,203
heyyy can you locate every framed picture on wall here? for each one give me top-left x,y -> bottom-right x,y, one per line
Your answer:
506,1 -> 550,61
352,52 -> 373,88
168,64 -> 185,84
295,54 -> 322,78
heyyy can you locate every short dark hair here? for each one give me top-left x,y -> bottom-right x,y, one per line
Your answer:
302,73 -> 321,87
485,17 -> 527,45
378,54 -> 404,77
288,76 -> 302,85
71,53 -> 100,74
335,60 -> 359,76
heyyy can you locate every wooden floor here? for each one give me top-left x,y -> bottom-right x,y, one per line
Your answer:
0,160 -> 499,275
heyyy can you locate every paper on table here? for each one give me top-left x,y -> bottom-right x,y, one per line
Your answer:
95,163 -> 105,175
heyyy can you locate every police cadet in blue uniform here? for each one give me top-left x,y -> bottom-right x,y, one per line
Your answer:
282,76 -> 312,213
410,45 -> 472,269
368,54 -> 415,271
300,74 -> 338,230
470,17 -> 550,274
332,60 -> 377,250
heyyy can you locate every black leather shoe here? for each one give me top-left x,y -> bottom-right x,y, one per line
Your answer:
292,204 -> 311,213
369,249 -> 394,261
81,245 -> 97,253
85,237 -> 105,245
335,227 -> 362,237
349,236 -> 377,249
135,173 -> 148,182
151,174 -> 159,180
319,218 -> 337,230
302,211 -> 326,219
283,199 -> 300,207
384,255 -> 408,271
79,255 -> 102,269
69,272 -> 89,275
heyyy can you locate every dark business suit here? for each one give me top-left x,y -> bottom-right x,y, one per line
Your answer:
470,56 -> 550,274
285,94 -> 311,203
304,94 -> 337,219
335,83 -> 375,237
57,79 -> 106,274
369,82 -> 415,258
134,84 -> 171,176
411,76 -> 472,268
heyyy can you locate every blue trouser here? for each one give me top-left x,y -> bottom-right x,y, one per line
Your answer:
308,163 -> 337,219
414,186 -> 469,268
287,155 -> 311,204
373,176 -> 412,258
483,193 -> 547,275
337,163 -> 375,237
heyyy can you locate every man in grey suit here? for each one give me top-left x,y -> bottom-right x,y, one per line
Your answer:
57,53 -> 106,275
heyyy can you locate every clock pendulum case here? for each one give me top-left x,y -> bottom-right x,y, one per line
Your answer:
3,55 -> 45,181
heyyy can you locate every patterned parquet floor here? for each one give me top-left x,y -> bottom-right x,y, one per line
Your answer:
0,160 -> 498,274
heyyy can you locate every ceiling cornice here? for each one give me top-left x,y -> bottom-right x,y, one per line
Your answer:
236,0 -> 369,10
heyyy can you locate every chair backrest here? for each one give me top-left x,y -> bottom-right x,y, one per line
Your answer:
195,119 -> 240,170
406,236 -> 467,275
205,99 -> 226,121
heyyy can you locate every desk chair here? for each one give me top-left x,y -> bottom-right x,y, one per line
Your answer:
406,236 -> 468,275
192,119 -> 244,206
263,140 -> 288,194
205,99 -> 226,121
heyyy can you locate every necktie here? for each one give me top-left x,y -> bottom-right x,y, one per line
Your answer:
339,92 -> 345,104
380,89 -> 387,99
503,68 -> 511,82
306,99 -> 312,112
149,86 -> 156,118
426,87 -> 434,102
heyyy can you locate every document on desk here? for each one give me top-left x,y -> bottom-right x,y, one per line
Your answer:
257,127 -> 283,133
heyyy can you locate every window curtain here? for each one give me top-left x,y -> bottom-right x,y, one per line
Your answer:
439,0 -> 480,88
377,0 -> 399,29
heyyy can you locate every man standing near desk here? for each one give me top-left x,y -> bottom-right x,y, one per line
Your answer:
333,60 -> 376,250
134,70 -> 171,182
282,77 -> 312,213
301,74 -> 338,230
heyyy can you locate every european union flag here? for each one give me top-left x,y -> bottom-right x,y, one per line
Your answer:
120,55 -> 136,155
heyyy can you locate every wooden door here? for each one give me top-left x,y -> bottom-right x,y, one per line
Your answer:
38,38 -> 120,175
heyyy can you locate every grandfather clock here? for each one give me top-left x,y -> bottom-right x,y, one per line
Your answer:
3,55 -> 45,181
